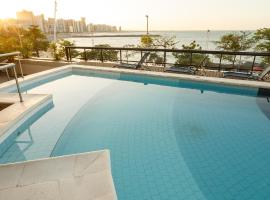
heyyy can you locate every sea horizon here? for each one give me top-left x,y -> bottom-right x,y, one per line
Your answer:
65,30 -> 256,50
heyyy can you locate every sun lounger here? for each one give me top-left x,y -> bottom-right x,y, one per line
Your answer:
165,56 -> 209,75
165,66 -> 196,74
223,65 -> 270,80
115,52 -> 150,69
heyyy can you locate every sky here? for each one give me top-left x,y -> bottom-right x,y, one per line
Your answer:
1,0 -> 270,31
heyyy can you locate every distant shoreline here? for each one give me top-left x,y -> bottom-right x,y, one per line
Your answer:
69,34 -> 160,38
46,33 -> 160,40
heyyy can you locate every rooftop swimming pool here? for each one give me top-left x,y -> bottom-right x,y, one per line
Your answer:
0,67 -> 270,200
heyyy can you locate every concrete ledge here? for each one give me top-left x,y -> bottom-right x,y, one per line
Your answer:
2,64 -> 270,93
0,150 -> 117,200
18,59 -> 70,75
72,65 -> 270,90
0,65 -> 72,92
0,93 -> 52,140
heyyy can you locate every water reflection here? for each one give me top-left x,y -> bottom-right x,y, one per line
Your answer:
0,102 -> 54,163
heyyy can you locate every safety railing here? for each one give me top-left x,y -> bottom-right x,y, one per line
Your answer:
0,52 -> 24,79
65,46 -> 270,73
0,63 -> 23,102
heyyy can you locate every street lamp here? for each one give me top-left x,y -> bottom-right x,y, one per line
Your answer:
145,15 -> 149,35
53,0 -> 57,42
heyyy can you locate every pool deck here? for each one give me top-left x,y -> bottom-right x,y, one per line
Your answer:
0,150 -> 117,200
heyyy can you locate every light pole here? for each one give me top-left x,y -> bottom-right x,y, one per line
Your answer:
206,29 -> 210,50
145,15 -> 149,35
53,0 -> 57,42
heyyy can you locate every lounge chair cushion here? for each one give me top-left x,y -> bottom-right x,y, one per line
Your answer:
166,66 -> 195,74
223,71 -> 252,78
116,63 -> 137,69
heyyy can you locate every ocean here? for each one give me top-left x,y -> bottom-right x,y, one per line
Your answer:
67,31 -> 249,50
64,31 -> 260,65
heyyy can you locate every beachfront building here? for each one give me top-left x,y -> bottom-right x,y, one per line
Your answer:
16,10 -> 87,34
16,10 -> 35,29
7,10 -> 116,34
16,10 -> 47,33
87,23 -> 117,32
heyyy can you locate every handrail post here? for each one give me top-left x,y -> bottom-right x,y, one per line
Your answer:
251,56 -> 256,75
100,50 -> 104,63
12,66 -> 23,102
65,47 -> 69,61
164,51 -> 166,68
0,64 -> 23,102
17,54 -> 24,79
219,54 -> 223,71
232,55 -> 236,70
84,49 -> 87,61
120,50 -> 122,63
69,48 -> 72,61
190,52 -> 193,66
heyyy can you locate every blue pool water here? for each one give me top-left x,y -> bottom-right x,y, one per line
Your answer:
1,70 -> 270,200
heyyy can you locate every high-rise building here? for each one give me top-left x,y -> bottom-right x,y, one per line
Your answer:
16,10 -> 46,32
16,10 -> 34,29
80,17 -> 87,32
34,14 -> 46,32
47,18 -> 53,34
57,19 -> 66,33
65,20 -> 75,32
6,10 -> 119,34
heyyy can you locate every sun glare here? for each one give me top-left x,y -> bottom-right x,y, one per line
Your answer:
0,9 -> 16,19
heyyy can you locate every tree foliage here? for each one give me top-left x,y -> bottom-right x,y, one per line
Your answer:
216,31 -> 254,51
140,35 -> 153,48
0,25 -> 49,58
83,44 -> 118,62
152,36 -> 178,49
254,28 -> 270,64
24,25 -> 49,57
0,26 -> 27,57
140,35 -> 178,65
49,39 -> 78,61
173,41 -> 209,66
215,31 -> 254,63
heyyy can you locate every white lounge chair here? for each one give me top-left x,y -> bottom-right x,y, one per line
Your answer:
223,65 -> 270,80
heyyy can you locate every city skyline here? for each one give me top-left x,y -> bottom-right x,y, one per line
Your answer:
1,10 -> 119,34
0,0 -> 270,31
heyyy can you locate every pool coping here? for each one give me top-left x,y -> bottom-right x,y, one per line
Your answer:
1,64 -> 270,92
72,65 -> 270,89
0,150 -> 117,200
0,93 -> 52,143
0,64 -> 269,145
0,63 -> 269,143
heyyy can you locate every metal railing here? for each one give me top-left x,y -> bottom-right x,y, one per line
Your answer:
0,52 -> 24,79
0,63 -> 23,102
65,46 -> 270,73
